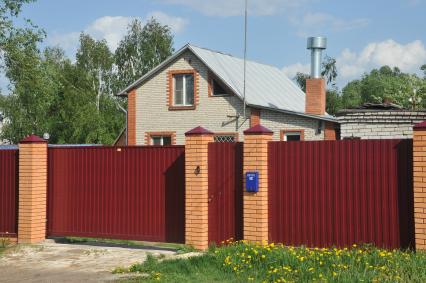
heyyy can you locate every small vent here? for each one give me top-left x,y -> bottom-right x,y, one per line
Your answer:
214,135 -> 236,143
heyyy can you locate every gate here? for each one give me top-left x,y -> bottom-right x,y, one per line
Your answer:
0,149 -> 18,237
47,146 -> 185,243
208,142 -> 243,244
268,139 -> 413,249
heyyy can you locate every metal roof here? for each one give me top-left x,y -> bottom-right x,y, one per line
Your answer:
117,44 -> 336,122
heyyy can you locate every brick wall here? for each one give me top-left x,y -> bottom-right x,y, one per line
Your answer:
414,123 -> 426,249
18,136 -> 47,243
338,111 -> 426,139
260,109 -> 325,141
127,89 -> 137,145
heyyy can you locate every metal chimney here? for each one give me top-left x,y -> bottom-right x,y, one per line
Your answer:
307,36 -> 327,78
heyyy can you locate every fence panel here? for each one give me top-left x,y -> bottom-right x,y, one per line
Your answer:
0,149 -> 18,237
208,142 -> 243,244
47,146 -> 185,243
268,139 -> 413,249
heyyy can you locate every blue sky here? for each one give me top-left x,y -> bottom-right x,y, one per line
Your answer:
11,0 -> 426,88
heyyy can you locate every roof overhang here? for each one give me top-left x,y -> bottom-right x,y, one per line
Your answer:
250,104 -> 338,123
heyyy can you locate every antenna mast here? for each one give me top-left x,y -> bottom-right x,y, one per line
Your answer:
243,0 -> 248,119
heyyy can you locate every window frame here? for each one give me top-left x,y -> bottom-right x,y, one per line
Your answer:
145,132 -> 176,146
168,70 -> 197,111
280,129 -> 305,142
208,72 -> 231,97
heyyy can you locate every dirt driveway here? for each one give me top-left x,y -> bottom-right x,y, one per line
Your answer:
0,240 -> 176,283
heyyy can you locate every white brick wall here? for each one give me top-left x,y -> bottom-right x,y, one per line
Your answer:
338,111 -> 426,139
134,50 -> 326,144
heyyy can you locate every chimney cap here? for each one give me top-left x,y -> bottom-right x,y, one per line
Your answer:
307,37 -> 327,50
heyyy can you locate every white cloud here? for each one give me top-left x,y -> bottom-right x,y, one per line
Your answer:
337,39 -> 426,80
159,0 -> 310,16
290,12 -> 370,37
48,12 -> 188,57
146,11 -> 188,33
282,62 -> 310,79
283,39 -> 426,87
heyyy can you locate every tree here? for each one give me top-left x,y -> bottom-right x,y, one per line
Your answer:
76,34 -> 114,110
421,64 -> 426,77
113,18 -> 174,93
341,66 -> 426,110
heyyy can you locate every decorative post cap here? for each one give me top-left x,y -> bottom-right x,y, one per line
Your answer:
185,126 -> 214,136
243,124 -> 273,135
19,134 -> 47,144
414,121 -> 426,130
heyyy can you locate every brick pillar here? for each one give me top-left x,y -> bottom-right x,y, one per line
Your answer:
18,135 -> 48,243
243,125 -> 273,242
185,126 -> 214,250
414,121 -> 426,250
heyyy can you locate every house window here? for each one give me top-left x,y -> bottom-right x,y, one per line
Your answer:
280,130 -> 305,142
174,74 -> 194,106
151,136 -> 172,146
146,132 -> 175,145
211,79 -> 228,96
214,134 -> 237,142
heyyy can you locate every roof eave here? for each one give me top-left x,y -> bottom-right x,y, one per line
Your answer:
249,104 -> 338,123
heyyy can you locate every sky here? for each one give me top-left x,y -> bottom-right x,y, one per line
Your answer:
4,0 -> 426,89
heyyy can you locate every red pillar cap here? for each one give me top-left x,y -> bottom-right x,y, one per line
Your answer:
185,126 -> 214,136
20,134 -> 47,144
243,124 -> 273,135
414,121 -> 426,130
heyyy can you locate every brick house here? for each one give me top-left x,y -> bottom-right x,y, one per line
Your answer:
116,44 -> 338,145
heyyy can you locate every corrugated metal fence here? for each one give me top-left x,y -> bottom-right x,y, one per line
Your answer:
268,139 -> 414,249
0,149 -> 18,237
47,146 -> 185,243
208,142 -> 243,244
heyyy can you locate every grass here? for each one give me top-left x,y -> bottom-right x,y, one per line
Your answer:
115,240 -> 426,283
61,237 -> 195,254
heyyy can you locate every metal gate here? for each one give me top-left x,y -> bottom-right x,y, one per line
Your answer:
47,146 -> 185,243
208,142 -> 243,244
268,139 -> 414,249
0,149 -> 18,237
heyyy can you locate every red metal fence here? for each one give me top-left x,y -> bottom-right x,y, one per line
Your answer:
0,149 -> 18,237
268,139 -> 414,249
208,142 -> 243,244
47,146 -> 185,243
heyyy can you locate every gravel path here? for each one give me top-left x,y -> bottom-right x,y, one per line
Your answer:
0,240 -> 176,283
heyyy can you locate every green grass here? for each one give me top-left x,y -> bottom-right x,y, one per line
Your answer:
61,237 -> 195,254
115,240 -> 426,283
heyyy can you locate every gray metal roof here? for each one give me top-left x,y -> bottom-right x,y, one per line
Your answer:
117,44 -> 336,122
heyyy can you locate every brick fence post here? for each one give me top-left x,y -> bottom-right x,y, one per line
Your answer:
185,126 -> 214,250
18,135 -> 48,243
414,121 -> 426,250
243,125 -> 273,243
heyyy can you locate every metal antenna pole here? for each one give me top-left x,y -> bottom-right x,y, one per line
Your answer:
243,0 -> 248,119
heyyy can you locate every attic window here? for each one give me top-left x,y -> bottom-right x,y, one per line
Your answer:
211,79 -> 228,96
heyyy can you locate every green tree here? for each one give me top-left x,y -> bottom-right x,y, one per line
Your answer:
114,18 -> 174,93
341,66 -> 426,110
76,34 -> 114,110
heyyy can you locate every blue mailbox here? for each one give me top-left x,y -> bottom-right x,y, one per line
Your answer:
246,172 -> 259,192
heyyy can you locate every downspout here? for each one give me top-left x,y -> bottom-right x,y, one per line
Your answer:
116,99 -> 128,145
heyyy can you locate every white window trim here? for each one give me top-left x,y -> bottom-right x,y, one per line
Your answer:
283,132 -> 301,141
173,74 -> 194,106
151,136 -> 171,146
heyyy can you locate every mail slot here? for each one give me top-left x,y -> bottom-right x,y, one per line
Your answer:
246,172 -> 259,192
